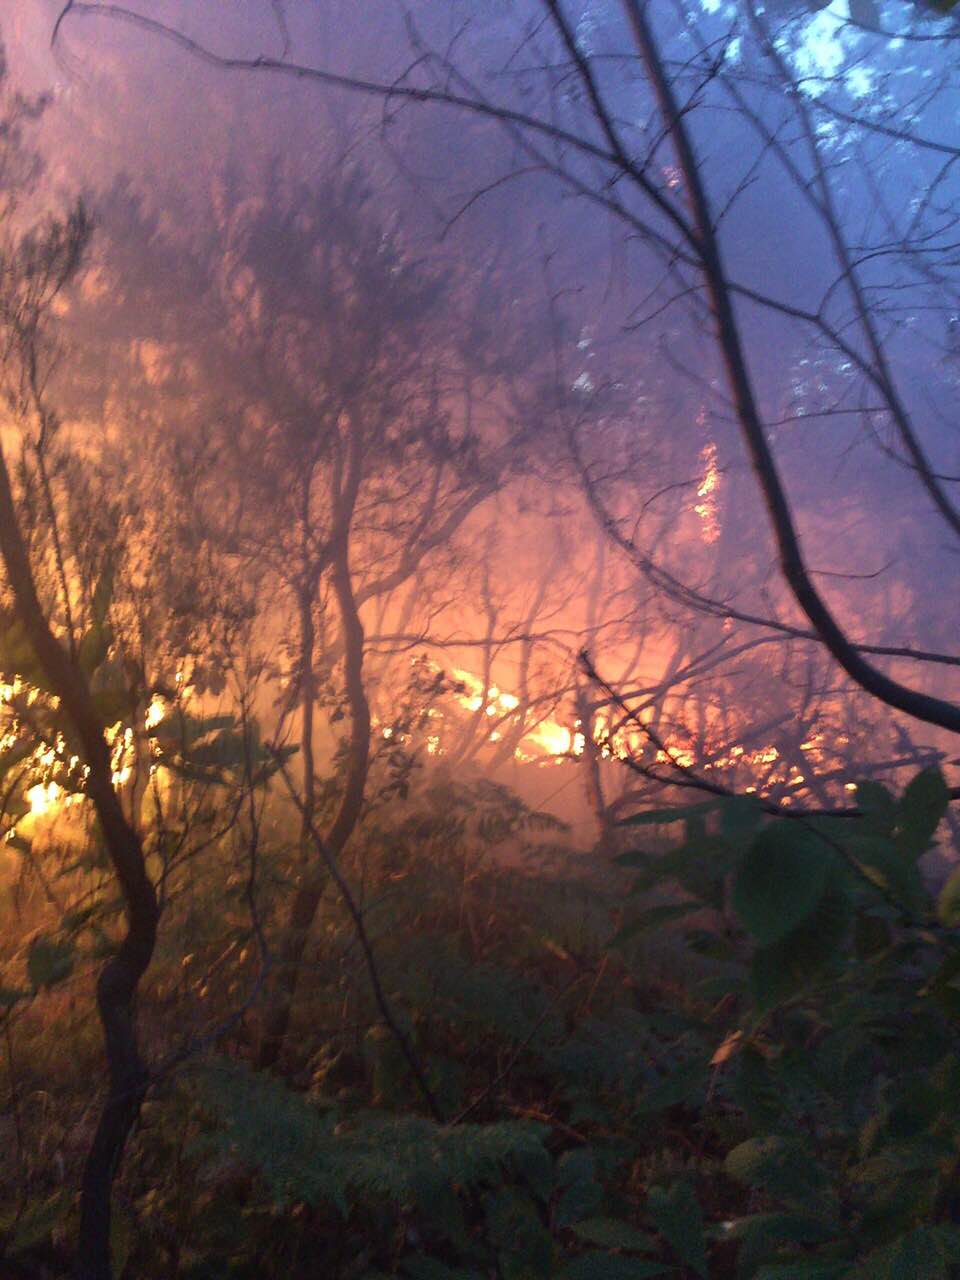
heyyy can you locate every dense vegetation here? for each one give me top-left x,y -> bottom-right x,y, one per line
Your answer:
4,742 -> 960,1277
2,1 -> 960,1276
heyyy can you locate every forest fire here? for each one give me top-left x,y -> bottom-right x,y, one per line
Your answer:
1,4 -> 959,1280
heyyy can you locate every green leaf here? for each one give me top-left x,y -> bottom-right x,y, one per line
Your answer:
619,833 -> 736,912
720,795 -> 766,842
853,911 -> 892,958
848,1225 -> 960,1279
417,1176 -> 468,1248
608,902 -> 700,948
895,767 -> 949,859
401,1258 -> 483,1280
640,1060 -> 708,1113
612,848 -> 654,869
0,986 -> 29,1008
195,1060 -> 549,1216
856,780 -> 896,835
646,1179 -> 707,1278
752,1264 -> 848,1279
936,865 -> 960,927
485,1187 -> 555,1277
571,1219 -> 657,1253
555,1149 -> 604,1228
723,1137 -> 826,1208
722,1211 -> 834,1247
750,877 -> 851,1009
27,936 -> 75,990
511,1133 -> 555,1204
731,1046 -> 783,1130
619,800 -> 723,826
845,834 -> 927,916
733,822 -> 832,945
561,1258 -> 670,1279
926,945 -> 960,995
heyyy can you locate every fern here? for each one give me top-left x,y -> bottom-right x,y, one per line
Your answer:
192,1059 -> 549,1216
395,934 -> 560,1044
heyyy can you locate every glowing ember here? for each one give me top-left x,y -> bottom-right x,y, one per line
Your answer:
27,780 -> 63,817
145,695 -> 166,730
694,440 -> 721,543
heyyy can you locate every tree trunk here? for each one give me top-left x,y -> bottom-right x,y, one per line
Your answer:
0,443 -> 158,1280
258,536 -> 370,1068
297,585 -> 317,863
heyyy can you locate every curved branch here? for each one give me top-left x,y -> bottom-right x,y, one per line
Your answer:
0,438 -> 157,1279
621,0 -> 960,736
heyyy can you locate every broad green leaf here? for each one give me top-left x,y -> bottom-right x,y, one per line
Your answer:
401,1257 -> 483,1280
849,1225 -> 960,1279
608,902 -> 700,948
619,834 -> 735,910
646,1180 -> 707,1278
555,1149 -> 604,1228
571,1218 -> 658,1253
561,1258 -> 670,1279
485,1187 -> 555,1276
613,848 -> 654,868
750,878 -> 851,1010
895,767 -> 949,859
27,937 -> 75,990
724,1136 -> 826,1208
733,822 -> 832,945
853,911 -> 891,958
720,795 -> 766,842
926,945 -> 960,994
721,1212 -> 834,1247
844,834 -> 927,916
927,983 -> 960,1019
640,1060 -> 708,1113
417,1176 -> 468,1249
936,864 -> 960,927
753,1264 -> 848,1279
619,800 -> 723,826
731,1046 -> 783,1130
855,780 -> 896,835
511,1134 -> 555,1203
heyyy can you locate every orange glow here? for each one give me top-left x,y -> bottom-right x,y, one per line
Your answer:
694,438 -> 721,543
27,780 -> 63,817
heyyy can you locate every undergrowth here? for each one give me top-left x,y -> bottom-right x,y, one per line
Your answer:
2,767 -> 960,1278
